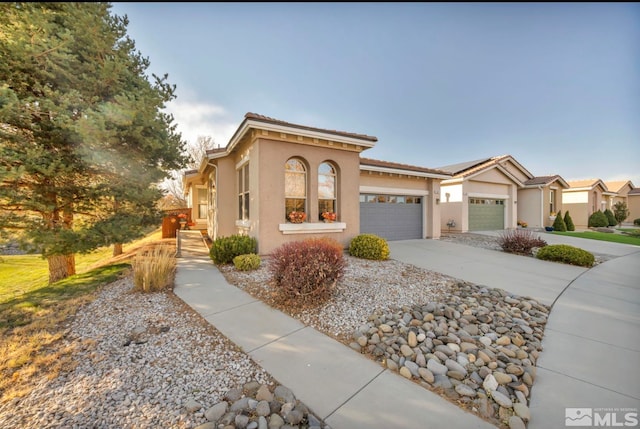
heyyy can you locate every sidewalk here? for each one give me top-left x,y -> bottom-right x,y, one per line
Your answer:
173,231 -> 495,429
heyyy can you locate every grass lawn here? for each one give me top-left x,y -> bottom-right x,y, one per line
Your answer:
0,228 -> 173,403
552,230 -> 640,246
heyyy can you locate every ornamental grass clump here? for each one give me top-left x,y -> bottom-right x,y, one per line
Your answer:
536,244 -> 595,267
233,253 -> 261,271
132,245 -> 176,292
497,229 -> 547,256
349,234 -> 390,260
209,234 -> 257,264
269,238 -> 345,307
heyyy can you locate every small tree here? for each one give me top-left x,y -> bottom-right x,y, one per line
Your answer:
604,209 -> 617,227
552,210 -> 567,232
612,202 -> 630,226
563,211 -> 575,231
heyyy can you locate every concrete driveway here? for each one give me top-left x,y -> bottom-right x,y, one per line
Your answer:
389,234 -> 640,428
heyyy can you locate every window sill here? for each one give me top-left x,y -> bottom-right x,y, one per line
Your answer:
236,220 -> 251,229
278,222 -> 346,235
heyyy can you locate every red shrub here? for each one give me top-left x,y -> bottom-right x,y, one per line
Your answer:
497,229 -> 547,255
269,238 -> 345,306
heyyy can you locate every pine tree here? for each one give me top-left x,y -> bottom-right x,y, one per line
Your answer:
553,210 -> 567,232
563,210 -> 575,231
0,3 -> 187,282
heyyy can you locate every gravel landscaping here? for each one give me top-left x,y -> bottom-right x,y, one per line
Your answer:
1,232 -> 591,429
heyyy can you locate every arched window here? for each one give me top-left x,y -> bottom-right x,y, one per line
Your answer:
285,158 -> 306,222
318,162 -> 337,220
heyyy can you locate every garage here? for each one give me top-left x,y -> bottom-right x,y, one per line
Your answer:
360,194 -> 423,240
468,198 -> 505,230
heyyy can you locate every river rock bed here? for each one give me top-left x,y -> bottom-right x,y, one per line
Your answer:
349,281 -> 549,429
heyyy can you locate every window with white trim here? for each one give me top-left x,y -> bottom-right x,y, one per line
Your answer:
285,158 -> 306,221
237,163 -> 249,220
318,162 -> 337,220
197,187 -> 207,219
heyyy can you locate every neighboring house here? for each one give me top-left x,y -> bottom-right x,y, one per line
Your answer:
436,155 -> 534,232
518,175 -> 570,229
628,188 -> 640,224
183,113 -> 450,255
604,180 -> 635,211
562,179 -> 609,229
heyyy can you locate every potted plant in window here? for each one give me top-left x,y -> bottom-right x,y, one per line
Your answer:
288,211 -> 306,224
321,211 -> 337,223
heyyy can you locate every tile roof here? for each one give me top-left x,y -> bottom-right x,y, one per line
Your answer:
629,188 -> 640,195
604,180 -> 634,193
437,154 -> 520,178
245,112 -> 378,142
524,175 -> 569,187
566,179 -> 606,189
360,157 -> 452,176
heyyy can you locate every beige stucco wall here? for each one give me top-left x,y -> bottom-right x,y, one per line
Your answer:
253,137 -> 363,255
628,195 -> 640,224
517,185 -> 565,229
562,187 -> 605,228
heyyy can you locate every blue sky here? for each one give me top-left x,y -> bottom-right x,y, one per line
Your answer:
109,2 -> 639,186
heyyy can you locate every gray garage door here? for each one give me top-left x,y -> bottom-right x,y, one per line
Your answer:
468,198 -> 505,230
360,194 -> 423,241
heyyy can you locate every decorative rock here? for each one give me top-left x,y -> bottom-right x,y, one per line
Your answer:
493,372 -> 513,385
483,374 -> 498,393
255,401 -> 271,417
513,403 -> 531,421
455,384 -> 477,397
445,359 -> 467,376
268,413 -> 285,429
415,352 -> 427,367
185,398 -> 202,413
205,402 -> 228,422
256,385 -> 274,402
491,390 -> 513,408
427,359 -> 448,376
399,366 -> 413,379
235,414 -> 250,429
225,388 -> 243,402
379,324 -> 393,333
357,336 -> 368,347
408,331 -> 418,347
285,408 -> 304,425
496,336 -> 511,345
386,359 -> 399,371
274,385 -> 295,404
404,360 -> 420,377
509,415 -> 527,429
418,368 -> 435,384
258,416 -> 268,429
400,344 -> 414,357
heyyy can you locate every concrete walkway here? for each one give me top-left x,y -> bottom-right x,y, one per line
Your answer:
173,231 -> 495,429
175,230 -> 640,428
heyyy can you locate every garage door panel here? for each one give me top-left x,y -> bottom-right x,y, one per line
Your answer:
360,201 -> 422,241
469,199 -> 504,231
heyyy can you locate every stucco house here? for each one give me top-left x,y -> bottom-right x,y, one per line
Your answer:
604,180 -> 635,211
518,175 -> 570,229
183,113 -> 450,254
562,179 -> 609,229
627,188 -> 640,224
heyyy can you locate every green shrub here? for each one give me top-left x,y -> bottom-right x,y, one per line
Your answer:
209,234 -> 257,264
497,229 -> 547,255
604,209 -> 617,227
349,234 -> 390,260
552,210 -> 567,232
536,244 -> 595,267
634,218 -> 640,226
613,202 -> 630,226
563,211 -> 575,231
588,210 -> 608,228
269,238 -> 345,306
233,253 -> 261,271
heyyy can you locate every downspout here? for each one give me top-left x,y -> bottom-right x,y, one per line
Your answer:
206,161 -> 218,240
